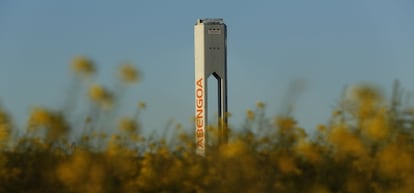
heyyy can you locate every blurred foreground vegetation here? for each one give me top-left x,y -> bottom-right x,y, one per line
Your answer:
1,57 -> 414,193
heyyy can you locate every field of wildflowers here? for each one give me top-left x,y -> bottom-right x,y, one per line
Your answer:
0,57 -> 414,193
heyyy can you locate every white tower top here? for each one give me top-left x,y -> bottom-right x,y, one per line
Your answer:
196,18 -> 224,24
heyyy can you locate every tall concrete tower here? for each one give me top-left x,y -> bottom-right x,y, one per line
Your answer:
194,18 -> 228,156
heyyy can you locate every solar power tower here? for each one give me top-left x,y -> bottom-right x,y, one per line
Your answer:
194,18 -> 228,156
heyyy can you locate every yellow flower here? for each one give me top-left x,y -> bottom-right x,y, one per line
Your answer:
277,154 -> 302,175
317,124 -> 326,133
362,109 -> 389,141
275,116 -> 296,130
256,101 -> 265,109
0,109 -> 12,144
46,113 -> 69,141
377,143 -> 413,177
351,84 -> 382,104
118,117 -> 138,134
246,109 -> 255,120
88,85 -> 105,102
332,110 -> 342,117
28,107 -> 51,127
328,125 -> 366,158
220,139 -> 249,158
88,84 -> 114,108
0,125 -> 9,143
57,150 -> 91,185
348,84 -> 383,119
137,101 -> 146,110
26,107 -> 69,141
119,64 -> 140,83
71,56 -> 95,77
308,185 -> 331,193
295,140 -> 322,164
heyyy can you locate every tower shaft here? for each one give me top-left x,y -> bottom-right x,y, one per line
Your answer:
194,18 -> 228,156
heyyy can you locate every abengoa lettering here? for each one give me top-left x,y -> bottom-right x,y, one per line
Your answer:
195,78 -> 204,152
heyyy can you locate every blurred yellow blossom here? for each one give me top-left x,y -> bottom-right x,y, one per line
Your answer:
57,150 -> 90,185
317,124 -> 326,133
308,185 -> 331,193
256,101 -> 265,109
88,84 -> 114,108
137,101 -> 146,110
0,125 -> 9,144
362,109 -> 390,142
28,107 -> 51,127
328,124 -> 366,158
277,154 -> 302,175
27,107 -> 69,140
349,84 -> 383,119
332,109 -> 342,117
119,64 -> 140,84
377,143 -> 413,177
2,58 -> 414,193
71,56 -> 95,77
220,139 -> 249,158
295,140 -> 322,164
246,109 -> 255,120
351,84 -> 382,104
275,116 -> 296,130
118,117 -> 138,134
0,109 -> 11,145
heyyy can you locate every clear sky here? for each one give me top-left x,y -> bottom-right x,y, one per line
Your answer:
1,0 -> 413,134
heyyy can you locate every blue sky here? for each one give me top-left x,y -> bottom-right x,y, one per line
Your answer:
0,1 -> 413,134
